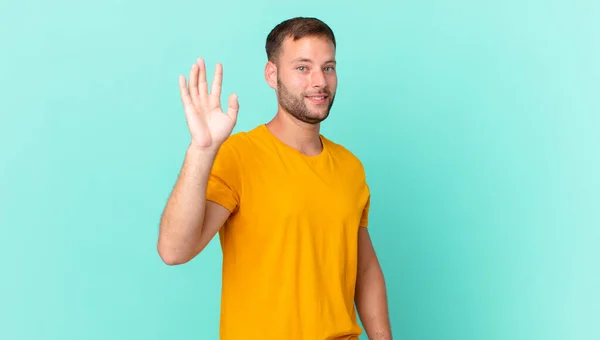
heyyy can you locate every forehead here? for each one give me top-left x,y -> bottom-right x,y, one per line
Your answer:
279,35 -> 336,63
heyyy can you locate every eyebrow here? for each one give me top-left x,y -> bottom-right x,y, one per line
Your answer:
291,57 -> 336,64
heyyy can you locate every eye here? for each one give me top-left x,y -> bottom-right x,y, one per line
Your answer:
297,66 -> 307,71
324,66 -> 335,72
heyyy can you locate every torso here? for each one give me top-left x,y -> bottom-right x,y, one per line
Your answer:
217,124 -> 370,340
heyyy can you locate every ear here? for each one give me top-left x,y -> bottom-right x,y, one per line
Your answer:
264,61 -> 278,90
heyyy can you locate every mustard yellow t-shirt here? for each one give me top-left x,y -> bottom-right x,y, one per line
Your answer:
206,124 -> 371,340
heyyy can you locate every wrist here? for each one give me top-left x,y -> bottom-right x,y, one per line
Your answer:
186,143 -> 219,160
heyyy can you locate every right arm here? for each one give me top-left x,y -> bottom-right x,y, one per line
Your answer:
157,146 -> 230,265
157,57 -> 239,265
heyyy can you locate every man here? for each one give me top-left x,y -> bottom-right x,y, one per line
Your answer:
158,17 -> 392,340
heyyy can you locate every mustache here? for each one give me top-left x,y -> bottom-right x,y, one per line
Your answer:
303,90 -> 331,96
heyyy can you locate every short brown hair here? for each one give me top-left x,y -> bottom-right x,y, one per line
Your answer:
265,17 -> 336,63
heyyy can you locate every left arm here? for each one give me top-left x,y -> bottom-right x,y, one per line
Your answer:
355,227 -> 392,339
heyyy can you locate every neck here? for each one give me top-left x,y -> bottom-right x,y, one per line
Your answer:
265,110 -> 323,156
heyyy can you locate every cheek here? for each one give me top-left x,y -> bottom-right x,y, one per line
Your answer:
279,71 -> 303,88
327,75 -> 338,89
291,75 -> 305,87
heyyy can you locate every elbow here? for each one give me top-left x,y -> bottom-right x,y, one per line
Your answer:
157,242 -> 190,266
159,254 -> 185,266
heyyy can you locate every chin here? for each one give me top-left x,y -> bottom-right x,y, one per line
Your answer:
307,113 -> 330,124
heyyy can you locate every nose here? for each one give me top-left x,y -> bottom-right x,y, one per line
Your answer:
310,69 -> 326,88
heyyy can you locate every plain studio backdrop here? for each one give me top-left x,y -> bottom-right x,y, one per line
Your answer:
1,0 -> 598,339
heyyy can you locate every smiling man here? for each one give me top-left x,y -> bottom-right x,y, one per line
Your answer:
158,17 -> 392,340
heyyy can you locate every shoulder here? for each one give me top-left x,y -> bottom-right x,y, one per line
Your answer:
322,135 -> 366,172
223,124 -> 265,145
322,135 -> 370,200
218,125 -> 262,153
220,130 -> 248,148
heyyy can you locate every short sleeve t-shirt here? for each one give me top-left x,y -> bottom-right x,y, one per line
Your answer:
206,124 -> 371,340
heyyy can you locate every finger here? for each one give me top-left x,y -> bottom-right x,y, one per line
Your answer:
188,63 -> 200,106
178,75 -> 192,106
197,58 -> 209,105
227,93 -> 239,122
210,63 -> 223,109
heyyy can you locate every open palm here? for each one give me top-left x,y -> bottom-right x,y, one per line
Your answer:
179,58 -> 239,150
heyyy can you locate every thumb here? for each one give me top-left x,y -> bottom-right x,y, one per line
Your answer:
227,93 -> 239,122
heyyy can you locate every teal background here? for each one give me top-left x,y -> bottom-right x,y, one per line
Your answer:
1,0 -> 598,339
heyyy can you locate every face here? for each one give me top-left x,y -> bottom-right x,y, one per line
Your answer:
267,35 -> 338,125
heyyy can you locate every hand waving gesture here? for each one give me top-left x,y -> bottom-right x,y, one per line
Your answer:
179,58 -> 239,151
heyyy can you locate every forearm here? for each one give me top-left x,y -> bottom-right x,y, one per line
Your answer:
355,264 -> 392,339
158,144 -> 217,264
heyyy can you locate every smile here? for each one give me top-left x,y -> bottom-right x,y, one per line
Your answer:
306,95 -> 328,104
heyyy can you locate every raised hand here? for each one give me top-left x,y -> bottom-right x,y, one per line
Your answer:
179,58 -> 239,151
